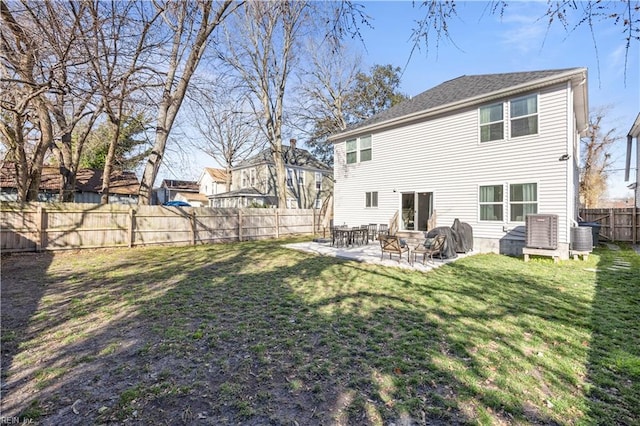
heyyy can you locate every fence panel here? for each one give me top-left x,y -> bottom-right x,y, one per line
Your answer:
0,202 -> 317,252
579,207 -> 640,243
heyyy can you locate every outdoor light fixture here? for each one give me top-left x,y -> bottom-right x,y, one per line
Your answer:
559,154 -> 571,161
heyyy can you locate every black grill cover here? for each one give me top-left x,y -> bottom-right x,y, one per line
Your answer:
425,227 -> 458,259
451,218 -> 473,253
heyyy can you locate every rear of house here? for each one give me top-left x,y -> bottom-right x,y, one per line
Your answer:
329,68 -> 589,258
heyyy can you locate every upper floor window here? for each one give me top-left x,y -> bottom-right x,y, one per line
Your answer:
286,168 -> 294,187
479,103 -> 504,142
510,95 -> 538,138
297,169 -> 304,185
479,185 -> 503,221
359,135 -> 372,162
345,135 -> 372,164
346,139 -> 357,164
509,183 -> 537,221
315,172 -> 322,191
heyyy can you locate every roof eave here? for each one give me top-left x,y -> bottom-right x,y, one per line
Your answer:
329,68 -> 588,142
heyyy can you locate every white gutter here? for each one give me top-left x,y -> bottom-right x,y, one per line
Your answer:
329,68 -> 588,142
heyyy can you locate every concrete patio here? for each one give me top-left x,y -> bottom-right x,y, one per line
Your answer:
284,238 -> 475,272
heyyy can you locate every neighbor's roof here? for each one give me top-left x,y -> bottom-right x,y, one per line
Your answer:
0,163 -> 139,195
330,68 -> 588,141
235,145 -> 331,171
209,187 -> 265,198
203,167 -> 227,182
160,179 -> 199,191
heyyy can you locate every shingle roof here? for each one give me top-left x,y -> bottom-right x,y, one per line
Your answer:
236,145 -> 331,171
0,163 -> 139,195
160,179 -> 199,191
332,68 -> 584,138
203,167 -> 227,182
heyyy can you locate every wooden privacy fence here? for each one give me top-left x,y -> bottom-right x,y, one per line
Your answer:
1,202 -> 319,253
579,207 -> 640,244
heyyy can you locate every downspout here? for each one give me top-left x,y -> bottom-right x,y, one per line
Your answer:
566,81 -> 574,243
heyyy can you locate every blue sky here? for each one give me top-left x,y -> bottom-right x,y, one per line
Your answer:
348,1 -> 639,198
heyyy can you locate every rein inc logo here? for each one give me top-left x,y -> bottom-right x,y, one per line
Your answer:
0,418 -> 34,424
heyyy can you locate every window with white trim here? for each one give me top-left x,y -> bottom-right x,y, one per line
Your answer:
479,185 -> 503,221
315,172 -> 322,191
296,169 -> 304,185
359,135 -> 372,162
479,103 -> 504,142
345,135 -> 372,164
314,198 -> 322,209
510,94 -> 538,137
509,183 -> 537,221
286,168 -> 294,187
365,191 -> 378,208
287,197 -> 297,209
346,139 -> 357,164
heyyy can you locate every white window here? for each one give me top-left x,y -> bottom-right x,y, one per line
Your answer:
249,169 -> 256,186
346,139 -> 357,164
287,198 -> 297,209
365,191 -> 378,208
479,185 -> 503,221
509,183 -> 537,221
510,95 -> 538,138
286,168 -> 294,187
296,169 -> 304,185
479,103 -> 504,142
314,198 -> 322,209
359,135 -> 372,162
315,172 -> 322,191
345,135 -> 372,164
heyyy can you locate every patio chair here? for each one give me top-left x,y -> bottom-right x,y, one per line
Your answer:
379,234 -> 410,264
367,224 -> 378,242
378,224 -> 389,238
413,234 -> 446,265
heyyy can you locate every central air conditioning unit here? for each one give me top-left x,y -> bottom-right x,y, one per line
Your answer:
525,214 -> 558,250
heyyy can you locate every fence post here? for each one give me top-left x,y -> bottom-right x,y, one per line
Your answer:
128,207 -> 135,248
36,204 -> 45,252
312,209 -> 316,235
275,209 -> 279,238
610,208 -> 615,241
238,209 -> 243,242
190,211 -> 197,246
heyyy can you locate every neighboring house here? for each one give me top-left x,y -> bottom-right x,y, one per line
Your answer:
157,179 -> 202,206
0,162 -> 139,204
329,68 -> 589,258
209,141 -> 333,209
199,167 -> 228,197
624,112 -> 640,207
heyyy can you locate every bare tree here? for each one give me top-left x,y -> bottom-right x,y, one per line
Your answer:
76,1 -> 164,204
187,82 -> 263,191
0,1 -> 65,201
137,0 -> 239,205
219,1 -> 365,207
580,109 -> 621,208
218,1 -> 309,208
293,41 -> 360,166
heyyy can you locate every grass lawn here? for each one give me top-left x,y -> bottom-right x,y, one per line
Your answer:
1,237 -> 639,425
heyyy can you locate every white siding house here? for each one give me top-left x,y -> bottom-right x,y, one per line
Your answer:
329,69 -> 589,258
625,113 -> 640,207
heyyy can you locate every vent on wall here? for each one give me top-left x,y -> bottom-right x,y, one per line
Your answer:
525,214 -> 558,250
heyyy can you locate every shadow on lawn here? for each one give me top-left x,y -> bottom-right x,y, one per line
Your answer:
2,242 -> 595,424
586,245 -> 640,424
1,252 -> 53,415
